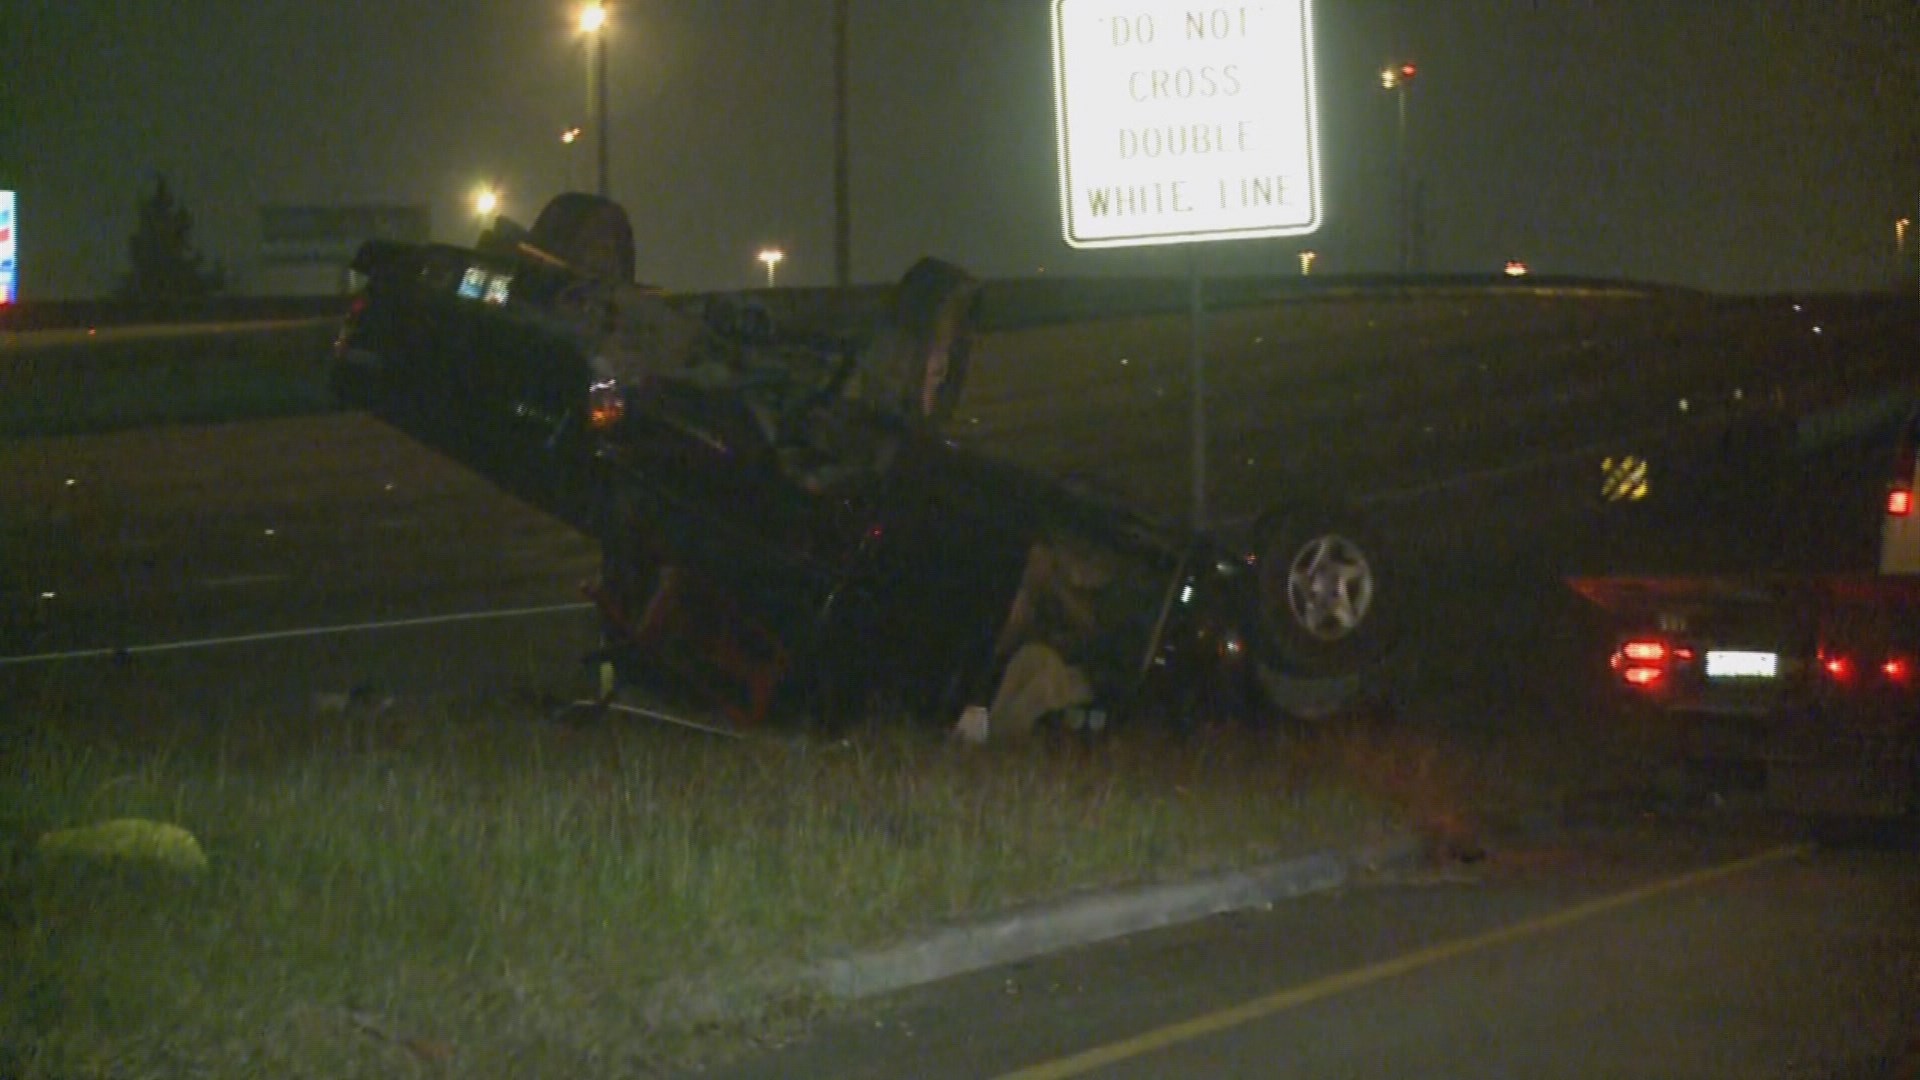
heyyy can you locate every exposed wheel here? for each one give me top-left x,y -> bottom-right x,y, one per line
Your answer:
1252,502 -> 1395,676
528,193 -> 636,282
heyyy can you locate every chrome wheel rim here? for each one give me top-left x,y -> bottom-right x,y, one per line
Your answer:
1283,533 -> 1374,642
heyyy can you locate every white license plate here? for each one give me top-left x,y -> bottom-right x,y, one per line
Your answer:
1705,650 -> 1779,679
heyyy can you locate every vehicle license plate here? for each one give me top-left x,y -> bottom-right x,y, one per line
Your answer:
1705,650 -> 1778,679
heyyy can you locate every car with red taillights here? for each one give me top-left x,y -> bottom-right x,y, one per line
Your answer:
1571,395 -> 1920,818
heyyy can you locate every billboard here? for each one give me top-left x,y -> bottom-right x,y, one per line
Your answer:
259,204 -> 430,265
0,191 -> 15,304
1052,1 -> 1322,249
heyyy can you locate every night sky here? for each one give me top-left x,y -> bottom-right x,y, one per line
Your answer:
7,1 -> 1918,298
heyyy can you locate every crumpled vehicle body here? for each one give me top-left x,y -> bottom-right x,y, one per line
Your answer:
335,193 -> 1393,732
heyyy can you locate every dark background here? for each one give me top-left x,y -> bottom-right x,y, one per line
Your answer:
6,1 -> 1919,297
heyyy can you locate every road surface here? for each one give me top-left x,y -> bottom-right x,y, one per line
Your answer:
690,818 -> 1919,1079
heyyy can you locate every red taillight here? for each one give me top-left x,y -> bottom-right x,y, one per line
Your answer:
1889,486 -> 1913,518
1613,638 -> 1672,689
1621,640 -> 1667,663
1821,653 -> 1854,681
1882,656 -> 1913,684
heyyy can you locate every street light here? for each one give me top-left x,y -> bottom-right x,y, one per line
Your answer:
1381,61 -> 1417,274
1299,250 -> 1317,276
472,186 -> 500,218
758,248 -> 785,287
578,3 -> 610,198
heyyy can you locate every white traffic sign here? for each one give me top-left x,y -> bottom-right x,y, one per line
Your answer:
1052,1 -> 1322,249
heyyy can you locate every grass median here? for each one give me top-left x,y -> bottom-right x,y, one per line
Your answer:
0,322 -> 338,439
0,675 -> 1661,1079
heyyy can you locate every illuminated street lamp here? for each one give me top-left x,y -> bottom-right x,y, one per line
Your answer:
472,186 -> 501,218
1380,61 -> 1418,274
578,3 -> 611,198
1299,250 -> 1317,276
758,248 -> 785,287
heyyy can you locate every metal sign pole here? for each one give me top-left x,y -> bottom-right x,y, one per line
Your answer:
1052,0 -> 1321,538
1189,249 -> 1207,533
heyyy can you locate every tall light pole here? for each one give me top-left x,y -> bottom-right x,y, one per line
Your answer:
1381,61 -> 1417,274
579,3 -> 610,198
832,0 -> 851,287
758,248 -> 785,287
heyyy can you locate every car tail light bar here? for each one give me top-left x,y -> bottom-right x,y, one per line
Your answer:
1620,664 -> 1663,687
1889,485 -> 1913,518
1621,640 -> 1667,662
1612,637 -> 1693,689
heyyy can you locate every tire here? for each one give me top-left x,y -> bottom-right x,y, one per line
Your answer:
528,193 -> 636,282
1251,501 -> 1396,676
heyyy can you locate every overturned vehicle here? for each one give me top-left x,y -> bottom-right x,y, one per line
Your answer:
334,193 -> 1396,736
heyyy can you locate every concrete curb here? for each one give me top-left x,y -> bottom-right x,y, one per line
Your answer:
806,834 -> 1425,1002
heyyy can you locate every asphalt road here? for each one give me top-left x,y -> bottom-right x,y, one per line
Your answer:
0,413 -> 605,717
1,292 -> 1911,717
690,819 -> 1920,1080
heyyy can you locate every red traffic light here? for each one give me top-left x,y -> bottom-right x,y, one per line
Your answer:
1400,63 -> 1418,80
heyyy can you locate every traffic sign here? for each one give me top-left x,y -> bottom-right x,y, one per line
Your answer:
1052,1 -> 1322,249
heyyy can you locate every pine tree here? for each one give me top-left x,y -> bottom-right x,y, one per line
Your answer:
119,174 -> 226,303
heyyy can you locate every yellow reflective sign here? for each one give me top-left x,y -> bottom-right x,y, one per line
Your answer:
1601,456 -> 1650,502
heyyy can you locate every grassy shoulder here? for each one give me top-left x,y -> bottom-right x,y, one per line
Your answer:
0,682 -> 1663,1079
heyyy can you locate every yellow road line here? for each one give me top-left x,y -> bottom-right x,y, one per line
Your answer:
996,843 -> 1812,1080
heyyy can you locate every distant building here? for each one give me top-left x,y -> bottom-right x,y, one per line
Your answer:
248,204 -> 431,295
